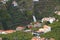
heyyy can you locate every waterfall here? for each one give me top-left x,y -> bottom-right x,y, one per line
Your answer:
33,15 -> 37,22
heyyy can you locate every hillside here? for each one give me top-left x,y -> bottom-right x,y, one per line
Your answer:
0,0 -> 60,30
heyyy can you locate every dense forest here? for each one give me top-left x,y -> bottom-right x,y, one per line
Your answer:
0,0 -> 60,30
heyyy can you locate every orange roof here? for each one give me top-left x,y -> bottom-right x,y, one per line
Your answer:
31,37 -> 40,40
17,26 -> 25,28
43,25 -> 49,28
0,30 -> 3,32
4,30 -> 16,34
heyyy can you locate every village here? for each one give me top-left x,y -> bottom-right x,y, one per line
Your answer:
0,13 -> 59,40
0,0 -> 60,40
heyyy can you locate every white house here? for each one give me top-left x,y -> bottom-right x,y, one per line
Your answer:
37,25 -> 51,33
49,17 -> 55,23
1,0 -> 8,4
24,29 -> 31,32
43,25 -> 51,33
12,1 -> 18,7
41,17 -> 56,23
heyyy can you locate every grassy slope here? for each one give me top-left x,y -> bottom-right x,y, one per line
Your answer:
0,22 -> 60,40
40,22 -> 60,40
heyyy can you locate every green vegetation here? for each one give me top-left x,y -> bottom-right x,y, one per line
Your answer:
40,21 -> 60,40
0,21 -> 60,40
0,31 -> 33,40
0,0 -> 60,40
0,0 -> 60,30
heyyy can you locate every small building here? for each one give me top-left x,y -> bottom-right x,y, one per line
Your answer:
37,25 -> 51,33
0,30 -> 3,34
37,28 -> 44,33
0,30 -> 7,34
43,25 -> 51,33
0,0 -> 8,4
0,37 -> 2,40
41,17 -> 56,23
49,38 -> 55,40
27,22 -> 41,28
12,1 -> 18,7
24,29 -> 31,32
31,37 -> 40,40
16,26 -> 25,31
55,11 -> 60,15
55,6 -> 60,11
27,24 -> 33,28
4,30 -> 16,34
34,22 -> 41,27
0,30 -> 16,34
